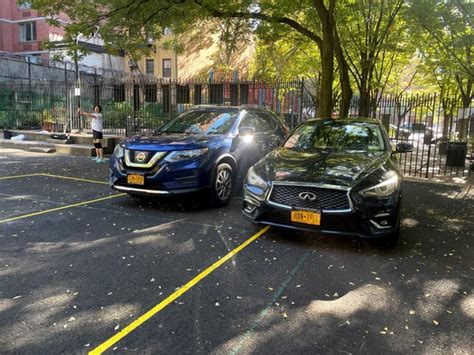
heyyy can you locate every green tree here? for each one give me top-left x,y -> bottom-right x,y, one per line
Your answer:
409,0 -> 473,138
210,17 -> 253,67
337,0 -> 406,117
410,1 -> 473,103
27,0 -> 353,118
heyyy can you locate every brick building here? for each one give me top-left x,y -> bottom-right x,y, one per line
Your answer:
0,1 -> 66,60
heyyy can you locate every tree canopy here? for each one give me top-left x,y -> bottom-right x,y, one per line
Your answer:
26,0 -> 473,118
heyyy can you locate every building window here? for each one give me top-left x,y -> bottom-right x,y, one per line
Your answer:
49,32 -> 63,42
163,27 -> 172,35
17,2 -> 32,10
162,59 -> 172,78
19,22 -> 36,42
146,59 -> 154,76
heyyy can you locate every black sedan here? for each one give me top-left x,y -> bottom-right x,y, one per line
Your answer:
242,118 -> 413,246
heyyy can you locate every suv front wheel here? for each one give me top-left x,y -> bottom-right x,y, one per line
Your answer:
209,162 -> 234,207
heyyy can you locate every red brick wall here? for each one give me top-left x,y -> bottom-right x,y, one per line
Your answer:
0,0 -> 66,55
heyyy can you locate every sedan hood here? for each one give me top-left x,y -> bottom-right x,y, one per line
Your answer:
123,133 -> 223,152
259,148 -> 390,188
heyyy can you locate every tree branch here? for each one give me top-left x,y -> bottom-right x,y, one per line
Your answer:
197,3 -> 323,49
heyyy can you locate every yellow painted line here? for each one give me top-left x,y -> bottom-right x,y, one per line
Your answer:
40,173 -> 109,185
0,173 -> 108,185
0,173 -> 42,180
89,225 -> 271,355
0,193 -> 126,224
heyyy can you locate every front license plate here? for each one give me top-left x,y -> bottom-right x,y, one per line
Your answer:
127,174 -> 144,185
291,210 -> 321,226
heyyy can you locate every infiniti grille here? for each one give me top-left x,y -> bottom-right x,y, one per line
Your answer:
268,184 -> 351,211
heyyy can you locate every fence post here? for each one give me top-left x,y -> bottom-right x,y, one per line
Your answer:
27,57 -> 32,112
299,77 -> 305,124
425,143 -> 431,178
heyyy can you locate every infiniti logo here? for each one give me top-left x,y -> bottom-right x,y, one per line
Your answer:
298,192 -> 317,202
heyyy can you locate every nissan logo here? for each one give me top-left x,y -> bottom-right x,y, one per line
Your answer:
298,192 -> 317,202
136,152 -> 147,163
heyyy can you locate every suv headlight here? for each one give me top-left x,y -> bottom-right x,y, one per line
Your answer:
246,166 -> 268,190
164,148 -> 208,163
114,144 -> 124,159
359,174 -> 399,198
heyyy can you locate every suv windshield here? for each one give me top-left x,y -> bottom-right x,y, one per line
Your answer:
284,120 -> 387,151
159,110 -> 238,135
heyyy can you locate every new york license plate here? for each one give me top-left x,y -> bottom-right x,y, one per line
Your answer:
291,210 -> 321,226
127,174 -> 144,185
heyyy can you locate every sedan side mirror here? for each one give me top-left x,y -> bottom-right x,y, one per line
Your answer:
395,142 -> 413,153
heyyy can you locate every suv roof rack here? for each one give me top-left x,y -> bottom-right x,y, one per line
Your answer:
190,104 -> 239,109
240,104 -> 265,109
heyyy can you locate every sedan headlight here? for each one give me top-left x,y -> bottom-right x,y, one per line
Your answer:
359,174 -> 399,198
246,166 -> 269,190
164,148 -> 208,163
114,144 -> 124,159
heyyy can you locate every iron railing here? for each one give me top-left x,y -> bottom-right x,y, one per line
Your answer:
0,73 -> 472,178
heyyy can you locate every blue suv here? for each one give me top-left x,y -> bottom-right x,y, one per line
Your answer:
109,106 -> 288,206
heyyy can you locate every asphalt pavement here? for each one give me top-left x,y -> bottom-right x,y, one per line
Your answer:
0,148 -> 473,354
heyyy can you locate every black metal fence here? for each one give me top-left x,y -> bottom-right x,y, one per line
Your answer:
0,77 -> 306,135
0,74 -> 472,178
366,94 -> 474,178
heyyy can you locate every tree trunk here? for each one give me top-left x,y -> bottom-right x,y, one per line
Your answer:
338,62 -> 352,118
332,15 -> 352,118
441,101 -> 450,139
314,0 -> 334,118
359,89 -> 370,117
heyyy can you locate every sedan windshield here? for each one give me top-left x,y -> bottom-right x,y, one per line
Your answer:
159,110 -> 238,135
284,120 -> 387,151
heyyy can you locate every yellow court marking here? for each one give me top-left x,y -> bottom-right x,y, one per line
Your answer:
40,173 -> 110,185
0,173 -> 43,180
0,173 -> 108,185
89,225 -> 271,355
0,193 -> 126,224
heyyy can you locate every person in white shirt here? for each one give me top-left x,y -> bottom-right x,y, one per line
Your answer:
78,105 -> 105,163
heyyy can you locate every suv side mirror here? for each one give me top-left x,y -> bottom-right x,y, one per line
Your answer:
239,126 -> 255,140
395,142 -> 413,153
239,126 -> 255,137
